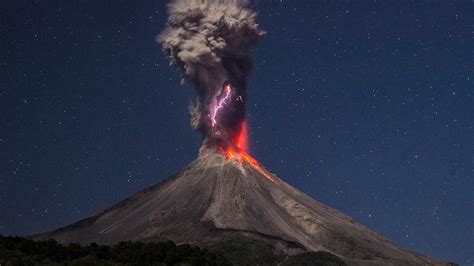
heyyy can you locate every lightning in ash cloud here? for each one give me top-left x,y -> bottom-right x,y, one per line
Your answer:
210,84 -> 233,128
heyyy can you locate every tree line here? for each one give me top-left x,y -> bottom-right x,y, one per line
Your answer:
0,235 -> 230,265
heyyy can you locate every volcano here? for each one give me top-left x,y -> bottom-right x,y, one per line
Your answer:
34,152 -> 452,265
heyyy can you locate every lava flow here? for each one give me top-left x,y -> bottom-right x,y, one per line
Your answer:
235,148 -> 276,184
223,122 -> 276,184
210,82 -> 275,183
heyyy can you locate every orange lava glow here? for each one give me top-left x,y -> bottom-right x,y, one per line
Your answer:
223,121 -> 276,183
236,121 -> 248,152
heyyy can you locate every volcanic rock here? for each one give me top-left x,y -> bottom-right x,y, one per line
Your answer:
34,153 -> 454,265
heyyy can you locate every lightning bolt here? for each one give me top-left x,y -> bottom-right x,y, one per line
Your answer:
211,84 -> 232,128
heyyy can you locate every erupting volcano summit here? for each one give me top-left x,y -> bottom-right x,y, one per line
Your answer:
157,0 -> 264,156
34,1 -> 454,265
157,0 -> 274,182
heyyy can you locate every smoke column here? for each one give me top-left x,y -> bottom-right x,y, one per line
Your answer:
157,0 -> 265,154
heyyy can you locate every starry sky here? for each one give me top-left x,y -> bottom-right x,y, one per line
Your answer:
1,0 -> 472,264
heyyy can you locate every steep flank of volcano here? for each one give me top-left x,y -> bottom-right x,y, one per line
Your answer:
34,153 -> 454,265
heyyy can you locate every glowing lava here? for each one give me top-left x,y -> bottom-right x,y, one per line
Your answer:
239,150 -> 276,183
236,120 -> 248,151
224,122 -> 276,184
210,83 -> 275,183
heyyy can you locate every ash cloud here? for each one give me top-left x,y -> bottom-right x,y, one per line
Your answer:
157,0 -> 265,148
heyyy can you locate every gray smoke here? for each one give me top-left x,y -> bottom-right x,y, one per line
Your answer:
157,0 -> 265,148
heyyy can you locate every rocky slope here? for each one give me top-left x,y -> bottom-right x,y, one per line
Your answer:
34,153 -> 454,265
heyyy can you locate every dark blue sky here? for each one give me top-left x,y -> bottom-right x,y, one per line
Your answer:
1,1 -> 472,264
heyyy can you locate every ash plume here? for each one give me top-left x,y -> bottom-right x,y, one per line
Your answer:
157,0 -> 265,152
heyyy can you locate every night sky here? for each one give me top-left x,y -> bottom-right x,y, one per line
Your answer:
1,1 -> 472,264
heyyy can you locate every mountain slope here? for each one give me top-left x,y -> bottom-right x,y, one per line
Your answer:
34,153 -> 454,265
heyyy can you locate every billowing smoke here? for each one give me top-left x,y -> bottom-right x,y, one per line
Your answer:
157,0 -> 265,153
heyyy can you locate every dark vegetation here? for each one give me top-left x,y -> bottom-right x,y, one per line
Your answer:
280,252 -> 346,266
0,235 -> 345,265
0,235 -> 230,265
204,238 -> 345,265
204,238 -> 286,265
